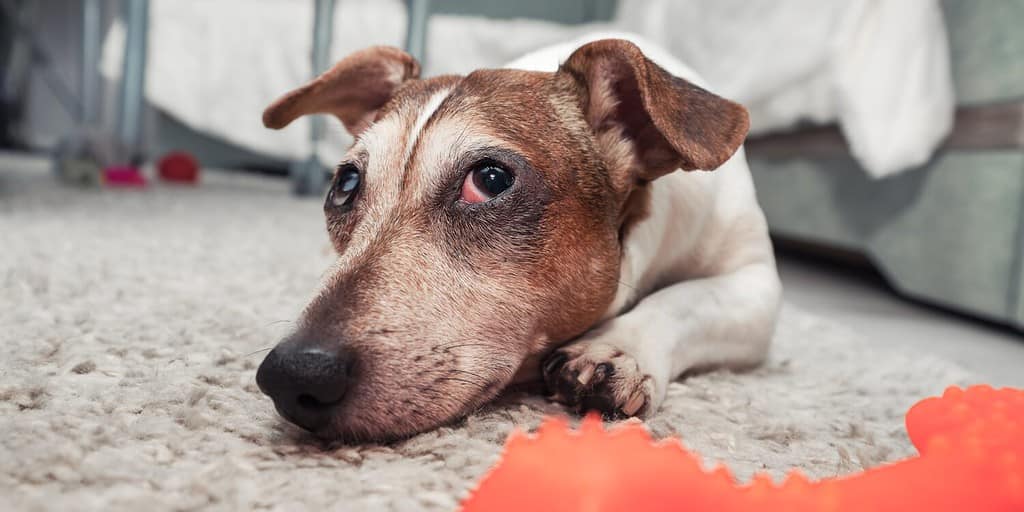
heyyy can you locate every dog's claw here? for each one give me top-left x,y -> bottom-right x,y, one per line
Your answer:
542,352 -> 568,384
576,365 -> 595,386
623,391 -> 646,416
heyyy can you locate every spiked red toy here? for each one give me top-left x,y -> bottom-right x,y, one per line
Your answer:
462,385 -> 1024,512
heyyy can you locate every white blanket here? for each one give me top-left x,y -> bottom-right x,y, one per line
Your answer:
614,0 -> 955,177
102,0 -> 953,177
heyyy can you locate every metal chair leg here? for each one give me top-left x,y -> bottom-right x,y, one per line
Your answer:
81,0 -> 101,126
50,0 -> 115,185
405,0 -> 430,64
117,0 -> 149,165
292,0 -> 336,196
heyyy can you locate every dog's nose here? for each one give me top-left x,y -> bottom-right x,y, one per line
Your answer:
256,343 -> 351,432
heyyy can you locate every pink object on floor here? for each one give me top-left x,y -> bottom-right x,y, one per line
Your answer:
102,166 -> 147,187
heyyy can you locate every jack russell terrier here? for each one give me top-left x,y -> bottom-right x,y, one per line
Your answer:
256,34 -> 781,442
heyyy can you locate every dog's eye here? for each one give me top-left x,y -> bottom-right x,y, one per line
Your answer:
461,165 -> 514,204
327,165 -> 360,209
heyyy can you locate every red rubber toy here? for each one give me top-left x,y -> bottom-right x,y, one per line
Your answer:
462,385 -> 1024,512
157,151 -> 199,183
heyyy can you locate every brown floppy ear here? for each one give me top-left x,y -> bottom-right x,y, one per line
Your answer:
262,46 -> 420,136
558,39 -> 749,179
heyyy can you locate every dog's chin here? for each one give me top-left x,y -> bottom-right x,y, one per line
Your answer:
308,418 -> 444,444
296,378 -> 511,443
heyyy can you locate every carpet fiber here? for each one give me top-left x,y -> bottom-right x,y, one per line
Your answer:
0,158 -> 971,511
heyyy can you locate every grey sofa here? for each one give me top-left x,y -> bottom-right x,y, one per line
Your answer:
746,1 -> 1024,329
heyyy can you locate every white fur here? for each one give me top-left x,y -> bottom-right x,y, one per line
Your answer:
335,88 -> 456,275
404,89 -> 452,165
510,34 -> 782,415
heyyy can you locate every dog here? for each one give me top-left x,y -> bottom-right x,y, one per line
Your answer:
256,34 -> 782,442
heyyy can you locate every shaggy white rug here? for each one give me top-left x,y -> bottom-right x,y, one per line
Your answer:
0,160 -> 971,511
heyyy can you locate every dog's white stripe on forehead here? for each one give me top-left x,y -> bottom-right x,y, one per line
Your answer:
325,87 -> 456,276
403,88 -> 452,165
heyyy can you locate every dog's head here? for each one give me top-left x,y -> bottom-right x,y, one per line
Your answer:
256,40 -> 748,441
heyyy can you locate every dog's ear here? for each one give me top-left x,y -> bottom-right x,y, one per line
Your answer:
262,46 -> 420,136
558,39 -> 749,180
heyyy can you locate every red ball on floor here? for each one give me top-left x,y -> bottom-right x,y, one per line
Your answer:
157,151 -> 200,183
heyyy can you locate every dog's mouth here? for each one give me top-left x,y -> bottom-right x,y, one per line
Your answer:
257,342 -> 520,442
311,378 -> 511,443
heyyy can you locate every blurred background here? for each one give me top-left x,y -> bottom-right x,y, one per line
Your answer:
2,0 -> 1022,382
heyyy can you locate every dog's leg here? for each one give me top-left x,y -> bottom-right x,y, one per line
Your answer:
544,261 -> 781,418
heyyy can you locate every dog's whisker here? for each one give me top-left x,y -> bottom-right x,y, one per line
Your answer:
437,342 -> 492,351
617,279 -> 639,291
605,274 -> 639,291
435,377 -> 491,393
568,263 -> 641,293
449,368 -> 488,381
245,347 -> 273,358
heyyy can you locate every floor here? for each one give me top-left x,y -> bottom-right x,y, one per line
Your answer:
777,253 -> 1024,387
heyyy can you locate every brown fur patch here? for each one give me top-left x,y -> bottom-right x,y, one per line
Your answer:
618,182 -> 652,243
559,39 -> 750,177
434,69 -> 624,344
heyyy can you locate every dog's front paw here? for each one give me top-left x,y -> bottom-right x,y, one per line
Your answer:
542,342 -> 654,420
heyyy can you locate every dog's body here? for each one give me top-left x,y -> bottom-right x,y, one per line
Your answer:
256,35 -> 781,441
504,33 -> 781,413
